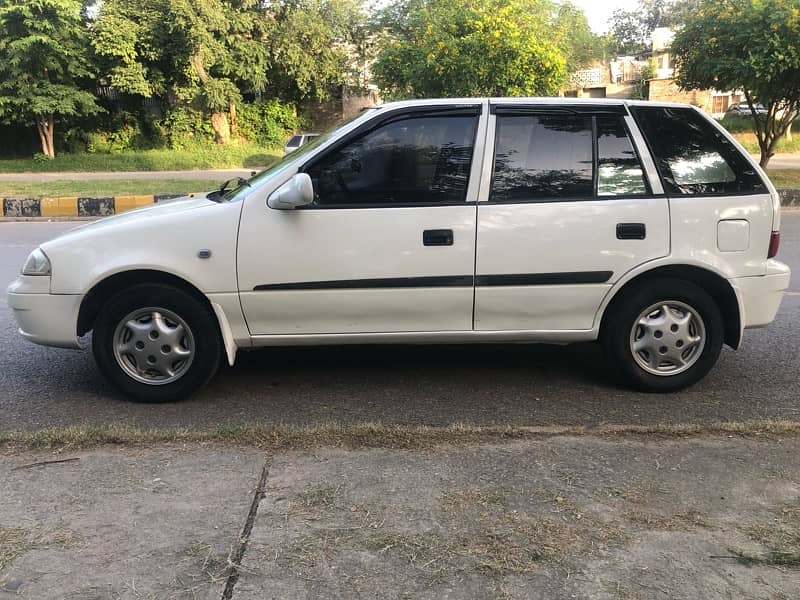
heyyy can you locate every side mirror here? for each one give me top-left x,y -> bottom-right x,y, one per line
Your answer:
267,173 -> 314,210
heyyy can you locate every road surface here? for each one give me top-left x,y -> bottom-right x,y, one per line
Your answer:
1,214 -> 798,431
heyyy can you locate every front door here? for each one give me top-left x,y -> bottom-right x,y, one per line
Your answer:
238,104 -> 484,336
474,104 -> 670,331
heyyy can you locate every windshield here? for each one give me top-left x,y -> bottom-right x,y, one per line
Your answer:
219,110 -> 376,201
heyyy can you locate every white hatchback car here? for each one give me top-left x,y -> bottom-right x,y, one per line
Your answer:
8,98 -> 790,402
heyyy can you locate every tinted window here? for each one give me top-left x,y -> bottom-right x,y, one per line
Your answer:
287,135 -> 302,146
492,114 -> 593,201
597,116 -> 648,196
631,106 -> 766,195
307,114 -> 477,206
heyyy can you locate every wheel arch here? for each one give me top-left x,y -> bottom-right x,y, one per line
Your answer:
599,264 -> 742,349
78,269 -> 214,337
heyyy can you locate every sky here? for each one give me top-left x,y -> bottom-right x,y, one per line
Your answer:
569,0 -> 640,33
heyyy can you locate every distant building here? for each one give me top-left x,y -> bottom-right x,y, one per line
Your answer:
646,28 -> 741,117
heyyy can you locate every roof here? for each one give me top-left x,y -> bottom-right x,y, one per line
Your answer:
374,97 -> 698,111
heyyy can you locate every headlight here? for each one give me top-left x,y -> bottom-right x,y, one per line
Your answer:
21,248 -> 51,276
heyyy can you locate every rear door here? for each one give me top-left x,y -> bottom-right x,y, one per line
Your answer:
474,102 -> 670,331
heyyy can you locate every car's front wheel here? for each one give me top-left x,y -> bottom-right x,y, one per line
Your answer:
92,283 -> 222,402
601,278 -> 724,392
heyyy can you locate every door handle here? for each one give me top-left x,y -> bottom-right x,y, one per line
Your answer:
616,223 -> 646,240
423,229 -> 454,246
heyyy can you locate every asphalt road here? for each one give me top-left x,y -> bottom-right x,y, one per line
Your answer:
1,216 -> 799,431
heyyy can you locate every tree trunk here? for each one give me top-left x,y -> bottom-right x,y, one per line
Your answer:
34,114 -> 55,158
210,112 -> 231,145
229,101 -> 237,138
786,121 -> 792,141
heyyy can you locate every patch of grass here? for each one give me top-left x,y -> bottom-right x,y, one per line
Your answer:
0,526 -> 78,570
0,528 -> 28,571
0,144 -> 281,173
0,178 -> 224,198
767,169 -> 800,188
441,488 -> 510,510
730,550 -> 800,569
2,419 -> 800,452
369,520 -> 565,577
294,485 -> 342,510
627,510 -> 710,531
732,132 -> 800,154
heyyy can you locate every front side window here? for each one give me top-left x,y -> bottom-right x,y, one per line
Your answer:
307,114 -> 478,206
631,106 -> 766,195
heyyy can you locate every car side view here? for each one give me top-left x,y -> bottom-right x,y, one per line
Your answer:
7,98 -> 791,402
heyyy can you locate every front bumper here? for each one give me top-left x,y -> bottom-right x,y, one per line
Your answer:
7,276 -> 83,349
731,260 -> 792,328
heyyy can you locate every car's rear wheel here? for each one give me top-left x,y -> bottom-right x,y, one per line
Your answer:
92,283 -> 222,402
601,278 -> 724,392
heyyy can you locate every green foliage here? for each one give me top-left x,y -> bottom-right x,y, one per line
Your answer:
266,0 -> 367,101
628,61 -> 656,100
158,107 -> 215,150
607,0 -> 677,55
0,0 -> 102,157
93,0 -> 272,142
554,2 -> 607,71
671,0 -> 800,166
0,143 -> 282,172
373,0 -> 568,98
237,100 -> 300,148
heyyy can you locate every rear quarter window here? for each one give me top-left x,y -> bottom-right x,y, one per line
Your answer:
631,106 -> 766,196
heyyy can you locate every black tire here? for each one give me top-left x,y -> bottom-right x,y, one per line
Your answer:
92,283 -> 222,402
601,278 -> 724,392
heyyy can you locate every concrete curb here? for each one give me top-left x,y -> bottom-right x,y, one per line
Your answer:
1,193 -> 197,218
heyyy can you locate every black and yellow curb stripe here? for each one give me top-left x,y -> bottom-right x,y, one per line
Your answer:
2,193 -> 194,218
3,189 -> 800,218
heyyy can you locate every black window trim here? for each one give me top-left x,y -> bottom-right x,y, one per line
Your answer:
628,105 -> 769,198
488,109 -> 658,205
490,103 -> 627,116
298,104 -> 482,210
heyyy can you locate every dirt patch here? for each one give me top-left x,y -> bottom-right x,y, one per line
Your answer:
235,435 -> 800,599
0,446 -> 265,599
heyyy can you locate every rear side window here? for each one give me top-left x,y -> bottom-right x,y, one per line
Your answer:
287,135 -> 302,146
597,116 -> 648,196
492,114 -> 593,201
631,106 -> 766,196
490,112 -> 649,202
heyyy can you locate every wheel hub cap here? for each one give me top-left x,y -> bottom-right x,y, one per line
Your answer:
629,301 -> 706,376
112,308 -> 195,385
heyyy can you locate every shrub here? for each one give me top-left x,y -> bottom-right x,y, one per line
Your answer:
237,100 -> 300,148
159,107 -> 215,150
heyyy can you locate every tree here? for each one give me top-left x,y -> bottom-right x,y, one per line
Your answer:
607,0 -> 674,55
372,0 -> 567,98
0,0 -> 101,158
671,0 -> 800,167
554,2 -> 607,71
93,0 -> 271,144
265,0 -> 368,102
